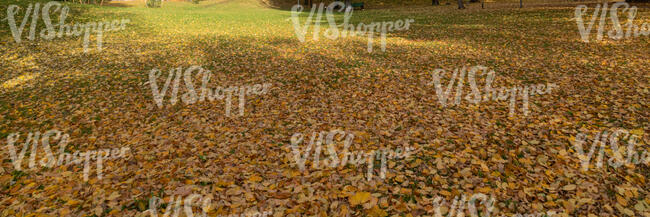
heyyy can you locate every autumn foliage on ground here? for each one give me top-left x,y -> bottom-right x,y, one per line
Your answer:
0,0 -> 648,216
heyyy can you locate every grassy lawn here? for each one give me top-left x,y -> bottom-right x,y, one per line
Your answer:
0,0 -> 648,216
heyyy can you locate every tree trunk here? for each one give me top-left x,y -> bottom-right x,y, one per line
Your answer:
457,0 -> 465,9
432,0 -> 439,5
470,0 -> 478,2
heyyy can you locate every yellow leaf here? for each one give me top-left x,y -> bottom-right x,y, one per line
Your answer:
367,205 -> 387,217
349,192 -> 371,206
478,187 -> 491,194
107,192 -> 120,201
248,175 -> 262,183
563,184 -> 576,191
65,200 -> 81,206
617,195 -> 628,206
630,129 -> 644,136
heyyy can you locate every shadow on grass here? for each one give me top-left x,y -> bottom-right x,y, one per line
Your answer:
104,2 -> 136,7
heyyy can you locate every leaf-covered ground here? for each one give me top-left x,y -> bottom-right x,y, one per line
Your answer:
0,0 -> 648,216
